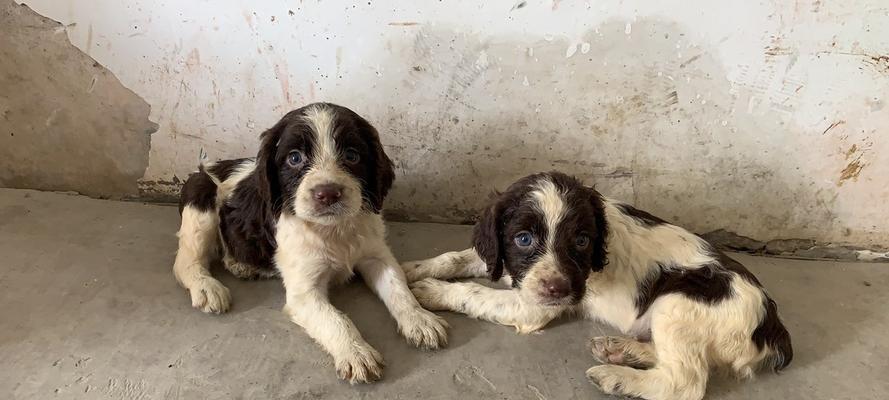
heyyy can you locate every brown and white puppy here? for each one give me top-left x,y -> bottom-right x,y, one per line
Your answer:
403,172 -> 792,400
172,103 -> 447,383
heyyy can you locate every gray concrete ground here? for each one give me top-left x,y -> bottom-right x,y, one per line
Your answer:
1,188 -> 887,400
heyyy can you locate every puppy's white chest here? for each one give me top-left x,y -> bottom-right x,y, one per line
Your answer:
312,236 -> 363,278
274,212 -> 381,283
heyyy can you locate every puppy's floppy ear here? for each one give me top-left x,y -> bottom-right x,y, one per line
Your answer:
254,116 -> 290,212
586,186 -> 609,272
362,121 -> 395,213
473,193 -> 505,281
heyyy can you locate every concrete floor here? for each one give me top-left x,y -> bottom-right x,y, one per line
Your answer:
1,189 -> 887,400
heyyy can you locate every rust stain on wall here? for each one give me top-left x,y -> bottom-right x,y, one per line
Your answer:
764,34 -> 793,57
273,60 -> 292,106
242,10 -> 255,30
821,120 -> 845,135
185,48 -> 201,71
863,54 -> 889,75
838,158 -> 865,185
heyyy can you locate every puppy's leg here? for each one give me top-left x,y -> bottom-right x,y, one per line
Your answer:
280,260 -> 383,384
409,278 -> 564,334
400,248 -> 488,282
590,336 -> 657,369
173,206 -> 230,313
357,253 -> 448,349
586,300 -> 709,400
586,351 -> 707,400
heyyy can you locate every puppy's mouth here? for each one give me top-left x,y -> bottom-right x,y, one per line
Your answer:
537,297 -> 578,307
313,208 -> 338,216
310,202 -> 354,218
520,287 -> 579,307
312,209 -> 342,218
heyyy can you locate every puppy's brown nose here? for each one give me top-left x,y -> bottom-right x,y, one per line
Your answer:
541,277 -> 570,299
312,184 -> 343,206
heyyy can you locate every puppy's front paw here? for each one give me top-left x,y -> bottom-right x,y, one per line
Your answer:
335,344 -> 384,384
189,277 -> 231,314
585,365 -> 627,395
409,278 -> 452,311
400,260 -> 431,282
398,308 -> 449,350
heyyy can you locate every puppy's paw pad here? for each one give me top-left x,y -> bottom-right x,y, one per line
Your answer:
590,336 -> 627,364
399,308 -> 449,350
335,345 -> 384,384
189,277 -> 231,314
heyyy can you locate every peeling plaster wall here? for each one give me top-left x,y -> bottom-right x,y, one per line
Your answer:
0,0 -> 157,198
10,0 -> 889,248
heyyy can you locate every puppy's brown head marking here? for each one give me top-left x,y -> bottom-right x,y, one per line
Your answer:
255,103 -> 394,224
473,172 -> 608,306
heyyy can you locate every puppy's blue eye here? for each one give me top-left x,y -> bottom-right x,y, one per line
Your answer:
575,234 -> 590,249
514,231 -> 534,247
344,148 -> 360,164
287,151 -> 304,167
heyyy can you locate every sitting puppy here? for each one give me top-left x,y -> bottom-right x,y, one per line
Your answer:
172,103 -> 447,383
403,171 -> 791,400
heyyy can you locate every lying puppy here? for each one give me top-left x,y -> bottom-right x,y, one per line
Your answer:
172,103 -> 447,383
403,171 -> 791,400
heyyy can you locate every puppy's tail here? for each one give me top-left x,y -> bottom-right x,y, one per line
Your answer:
199,162 -> 223,186
755,297 -> 793,373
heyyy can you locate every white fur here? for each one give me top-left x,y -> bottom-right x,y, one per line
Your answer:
172,105 -> 447,383
173,159 -> 256,311
405,190 -> 780,399
206,159 -> 277,279
402,248 -> 488,283
204,159 -> 255,208
409,278 -> 565,334
293,105 -> 362,224
531,179 -> 567,250
172,205 -> 230,313
276,210 -> 447,383
518,180 -> 574,305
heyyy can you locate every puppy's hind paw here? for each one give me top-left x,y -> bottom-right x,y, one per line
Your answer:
586,365 -> 628,396
189,277 -> 231,314
590,336 -> 655,369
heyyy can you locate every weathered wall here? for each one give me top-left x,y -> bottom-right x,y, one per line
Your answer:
0,1 -> 156,198
5,0 -> 889,249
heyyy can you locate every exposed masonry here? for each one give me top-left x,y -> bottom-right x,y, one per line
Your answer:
0,1 -> 156,198
701,229 -> 889,263
133,181 -> 889,262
